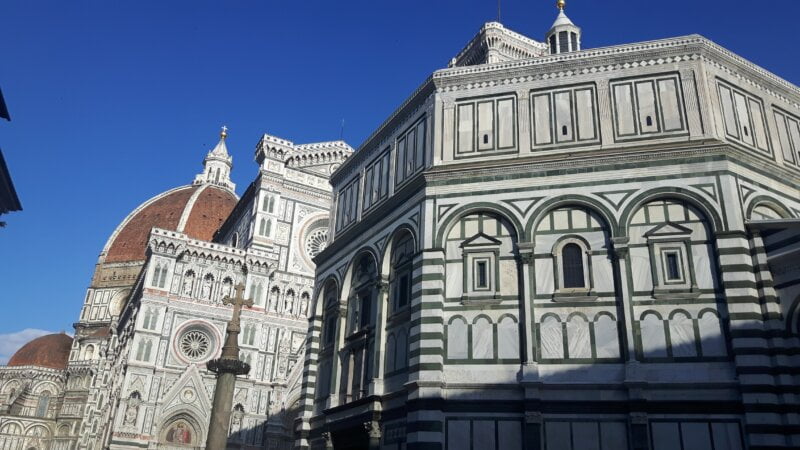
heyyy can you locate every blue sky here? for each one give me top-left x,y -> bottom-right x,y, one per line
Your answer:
0,0 -> 798,359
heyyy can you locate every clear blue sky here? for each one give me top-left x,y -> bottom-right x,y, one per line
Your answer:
0,0 -> 798,343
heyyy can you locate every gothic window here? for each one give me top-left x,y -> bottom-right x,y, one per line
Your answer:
252,281 -> 264,308
259,219 -> 267,236
36,391 -> 51,417
562,243 -> 585,288
265,220 -> 272,236
268,197 -> 276,213
142,307 -> 159,330
261,196 -> 269,212
151,264 -> 162,288
241,324 -> 256,346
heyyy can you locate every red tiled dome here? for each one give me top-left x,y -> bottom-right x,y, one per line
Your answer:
8,333 -> 73,369
104,185 -> 238,263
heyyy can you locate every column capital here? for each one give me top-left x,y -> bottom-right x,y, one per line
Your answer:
611,237 -> 630,259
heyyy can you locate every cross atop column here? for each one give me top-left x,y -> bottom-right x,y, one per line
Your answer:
222,283 -> 252,332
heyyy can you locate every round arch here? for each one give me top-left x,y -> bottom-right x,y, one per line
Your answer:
619,187 -> 724,236
745,195 -> 794,220
380,224 -> 419,279
526,195 -> 619,239
435,203 -> 523,247
312,276 -> 340,319
338,247 -> 381,305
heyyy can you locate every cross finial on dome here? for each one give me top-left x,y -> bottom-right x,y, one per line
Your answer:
557,0 -> 565,10
221,125 -> 228,139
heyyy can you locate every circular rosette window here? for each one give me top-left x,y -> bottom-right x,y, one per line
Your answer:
299,218 -> 329,268
173,322 -> 219,364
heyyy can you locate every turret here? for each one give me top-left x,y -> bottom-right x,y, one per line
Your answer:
193,126 -> 236,192
546,0 -> 581,54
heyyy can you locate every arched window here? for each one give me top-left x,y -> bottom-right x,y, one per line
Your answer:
261,196 -> 269,212
158,264 -> 168,288
389,232 -> 414,313
265,220 -> 272,236
142,308 -> 154,329
259,219 -> 267,236
562,243 -> 585,288
268,197 -> 275,213
151,265 -> 163,287
36,391 -> 51,417
84,345 -> 95,361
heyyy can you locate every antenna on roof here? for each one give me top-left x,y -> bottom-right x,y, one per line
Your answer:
497,0 -> 501,22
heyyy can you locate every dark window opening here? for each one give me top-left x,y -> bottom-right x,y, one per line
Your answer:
324,316 -> 336,344
397,273 -> 410,307
483,134 -> 489,144
666,252 -> 681,281
646,116 -> 653,127
476,261 -> 489,289
549,35 -> 557,54
559,31 -> 569,53
359,292 -> 371,328
562,125 -> 568,136
562,243 -> 586,288
570,32 -> 578,51
743,126 -> 749,137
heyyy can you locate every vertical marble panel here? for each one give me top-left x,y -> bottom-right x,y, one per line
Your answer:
774,111 -> 795,164
473,420 -> 496,450
681,422 -> 713,450
544,422 -> 571,450
614,84 -> 636,136
711,422 -> 744,450
651,422 -> 681,450
575,88 -> 596,141
733,92 -> 754,146
457,104 -> 475,154
533,94 -> 553,146
698,313 -> 726,357
477,101 -> 495,150
594,315 -> 620,359
497,98 -> 515,148
572,422 -> 600,450
497,317 -> 519,359
472,317 -> 494,359
718,85 -> 739,138
540,316 -> 564,359
601,422 -> 629,450
668,312 -> 697,357
497,421 -> 522,450
395,330 -> 407,370
640,314 -> 668,358
749,99 -> 769,152
658,78 -> 683,131
567,315 -> 591,359
447,420 -> 470,450
499,260 -> 518,297
447,319 -> 468,359
555,91 -> 573,142
384,334 -> 396,373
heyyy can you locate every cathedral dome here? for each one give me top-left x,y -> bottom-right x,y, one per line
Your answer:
7,333 -> 73,369
103,184 -> 238,263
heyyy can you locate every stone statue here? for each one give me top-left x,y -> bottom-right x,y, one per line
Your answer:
182,275 -> 193,296
123,401 -> 139,427
201,276 -> 212,300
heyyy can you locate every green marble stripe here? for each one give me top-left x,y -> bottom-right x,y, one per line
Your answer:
408,362 -> 444,372
409,332 -> 445,343
443,303 -> 523,311
716,247 -> 753,256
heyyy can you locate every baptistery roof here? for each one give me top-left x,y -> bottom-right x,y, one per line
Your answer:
103,184 -> 238,263
7,333 -> 73,369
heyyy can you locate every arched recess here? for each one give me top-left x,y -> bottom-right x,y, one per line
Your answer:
336,249 -> 380,404
158,411 -> 205,448
619,187 -> 724,236
435,202 -> 523,248
745,195 -> 793,220
314,277 -> 341,406
526,195 -> 619,240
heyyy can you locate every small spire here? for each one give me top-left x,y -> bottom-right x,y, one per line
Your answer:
557,0 -> 566,10
220,125 -> 228,139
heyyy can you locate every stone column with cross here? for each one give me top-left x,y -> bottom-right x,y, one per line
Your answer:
205,282 -> 253,449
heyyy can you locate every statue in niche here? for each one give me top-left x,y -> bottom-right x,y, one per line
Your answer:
284,293 -> 294,315
182,272 -> 194,296
268,289 -> 279,312
123,402 -> 139,427
201,275 -> 213,300
222,279 -> 233,298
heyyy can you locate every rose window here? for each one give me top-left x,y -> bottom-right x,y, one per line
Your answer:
179,329 -> 211,361
305,228 -> 328,259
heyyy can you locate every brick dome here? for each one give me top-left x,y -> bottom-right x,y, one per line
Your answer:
103,185 -> 238,263
8,333 -> 73,369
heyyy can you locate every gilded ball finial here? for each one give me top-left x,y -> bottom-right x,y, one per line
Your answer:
220,125 -> 228,139
557,0 -> 566,10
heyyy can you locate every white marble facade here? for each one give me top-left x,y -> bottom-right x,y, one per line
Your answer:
299,7 -> 800,450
